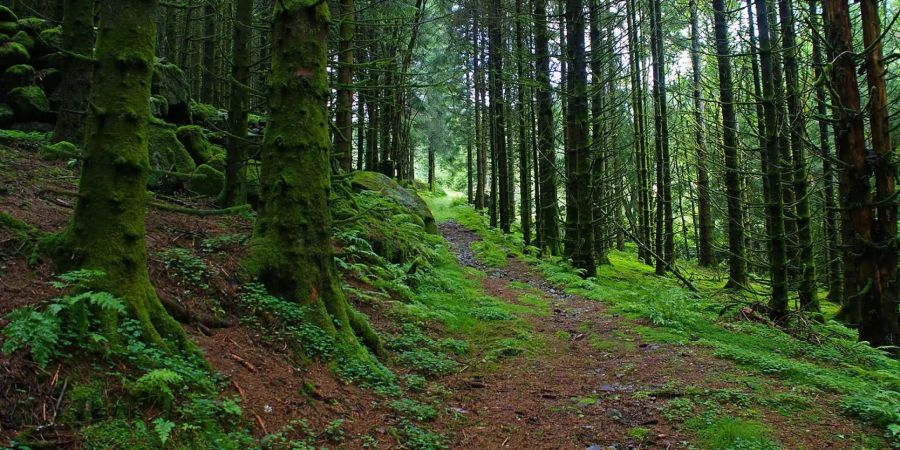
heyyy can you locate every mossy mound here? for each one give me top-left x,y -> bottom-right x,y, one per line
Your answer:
0,41 -> 29,70
0,103 -> 12,126
40,140 -> 78,161
37,67 -> 60,93
189,101 -> 225,130
187,164 -> 225,197
150,94 -> 168,119
11,30 -> 33,51
6,85 -> 50,121
16,17 -> 50,34
175,125 -> 225,170
148,119 -> 196,190
0,6 -> 17,23
37,26 -> 61,54
4,63 -> 34,87
350,171 -> 438,235
0,21 -> 17,36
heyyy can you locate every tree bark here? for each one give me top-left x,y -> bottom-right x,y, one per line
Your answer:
534,0 -> 561,255
221,0 -> 252,207
515,0 -> 532,246
690,0 -> 714,267
488,0 -> 510,233
51,0 -> 95,144
650,0 -> 673,275
335,0 -> 355,172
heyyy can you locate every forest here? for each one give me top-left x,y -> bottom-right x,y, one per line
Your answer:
0,0 -> 898,448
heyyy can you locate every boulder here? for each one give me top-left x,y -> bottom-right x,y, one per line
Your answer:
40,140 -> 78,161
0,6 -> 17,23
148,119 -> 196,190
187,164 -> 224,197
190,101 -> 225,129
6,85 -> 51,121
150,95 -> 168,119
16,17 -> 50,34
0,102 -> 12,126
152,63 -> 191,125
350,171 -> 438,235
36,26 -> 61,55
175,125 -> 225,169
4,63 -> 34,87
10,30 -> 33,51
36,67 -> 60,95
0,41 -> 29,71
0,22 -> 16,37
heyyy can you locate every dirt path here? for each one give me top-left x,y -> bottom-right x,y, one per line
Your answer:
433,221 -> 861,450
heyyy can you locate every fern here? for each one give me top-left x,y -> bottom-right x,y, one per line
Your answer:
152,417 -> 176,444
1,307 -> 61,368
131,369 -> 184,409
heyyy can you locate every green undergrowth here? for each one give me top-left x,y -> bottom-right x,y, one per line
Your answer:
428,194 -> 899,448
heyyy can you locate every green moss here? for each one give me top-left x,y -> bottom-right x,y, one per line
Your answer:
11,30 -> 33,51
16,17 -> 49,33
40,140 -> 79,161
147,119 -> 196,188
149,94 -> 167,118
0,41 -> 29,69
690,417 -> 780,450
0,6 -> 17,23
188,164 -> 224,197
6,85 -> 49,121
0,103 -> 12,126
176,125 -> 225,169
351,171 -> 438,235
189,101 -> 224,129
4,63 -> 34,87
0,21 -> 17,37
38,25 -> 62,51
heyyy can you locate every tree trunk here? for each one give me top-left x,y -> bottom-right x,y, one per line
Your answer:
856,0 -> 900,347
755,0 -> 789,318
564,0 -> 595,277
690,0 -> 714,267
650,0 -> 673,275
515,0 -> 531,245
625,0 -> 651,265
51,0 -> 95,144
534,0 -> 561,255
488,0 -> 510,232
473,14 -> 487,210
778,0 -> 817,311
200,0 -> 215,104
247,0 -> 381,359
713,0 -> 747,288
54,0 -> 190,350
221,0 -> 252,207
335,0 -> 355,172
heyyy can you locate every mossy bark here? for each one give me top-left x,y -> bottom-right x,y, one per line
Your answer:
221,0 -> 252,207
533,0 -> 561,256
53,0 -> 190,351
246,0 -> 381,361
51,0 -> 94,144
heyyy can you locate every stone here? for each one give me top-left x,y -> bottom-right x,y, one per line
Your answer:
152,63 -> 191,125
6,85 -> 50,121
187,164 -> 225,197
0,41 -> 29,71
350,171 -> 438,235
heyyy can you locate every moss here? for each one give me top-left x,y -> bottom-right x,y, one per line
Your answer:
147,119 -> 196,189
11,30 -> 33,51
0,41 -> 29,70
0,211 -> 42,256
4,63 -> 34,87
17,17 -> 50,33
187,164 -> 224,197
176,125 -> 225,168
0,6 -> 17,23
151,63 -> 191,124
0,21 -> 17,37
40,140 -> 79,161
350,171 -> 439,235
0,102 -> 12,126
37,25 -> 62,52
149,94 -> 168,118
6,85 -> 50,121
189,101 -> 224,129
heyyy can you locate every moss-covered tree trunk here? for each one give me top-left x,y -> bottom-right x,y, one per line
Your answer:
56,0 -> 189,350
247,0 -> 380,360
51,0 -> 95,144
221,0 -> 252,207
534,0 -> 560,256
334,0 -> 354,172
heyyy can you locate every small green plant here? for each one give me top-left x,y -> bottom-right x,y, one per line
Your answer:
395,420 -> 447,450
397,349 -> 458,377
239,283 -> 337,359
129,368 -> 184,410
324,418 -> 346,443
152,417 -> 176,445
627,426 -> 651,441
403,374 -> 428,392
390,398 -> 438,421
158,247 -> 209,289
200,233 -> 247,253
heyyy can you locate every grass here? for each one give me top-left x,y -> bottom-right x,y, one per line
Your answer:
427,193 -> 900,448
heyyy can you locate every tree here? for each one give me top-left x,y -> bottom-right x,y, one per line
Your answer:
52,0 -> 190,350
488,0 -> 510,233
564,0 -> 595,276
533,0 -> 561,255
515,0 -> 532,246
51,0 -> 95,144
200,0 -> 216,104
755,0 -> 789,318
625,0 -> 651,265
712,0 -> 747,289
222,0 -> 252,206
649,0 -> 673,275
690,0 -> 714,267
335,0 -> 355,172
245,0 -> 381,359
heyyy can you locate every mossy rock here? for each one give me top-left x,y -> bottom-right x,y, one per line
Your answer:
0,6 -> 17,23
175,125 -> 225,169
40,140 -> 78,161
148,119 -> 196,190
0,41 -> 29,71
16,17 -> 50,34
350,171 -> 438,235
151,63 -> 191,124
189,101 -> 225,129
0,21 -> 17,37
36,26 -> 61,55
37,67 -> 60,94
150,94 -> 168,118
4,63 -> 34,87
0,33 -> 9,43
6,85 -> 50,121
0,103 -> 12,126
187,164 -> 224,197
11,30 -> 33,51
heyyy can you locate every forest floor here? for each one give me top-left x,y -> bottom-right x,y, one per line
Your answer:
0,137 -> 894,449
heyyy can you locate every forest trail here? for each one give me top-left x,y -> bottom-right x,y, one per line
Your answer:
433,220 -> 865,450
